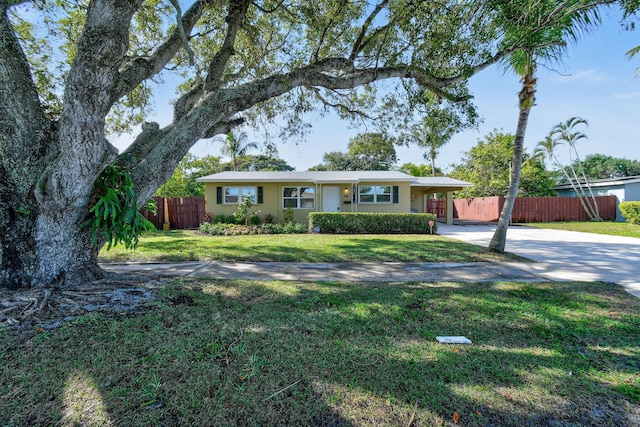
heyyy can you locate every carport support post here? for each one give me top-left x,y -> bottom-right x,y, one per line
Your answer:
446,191 -> 454,225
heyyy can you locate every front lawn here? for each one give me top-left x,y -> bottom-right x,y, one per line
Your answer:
522,221 -> 640,238
1,279 -> 638,426
99,230 -> 524,264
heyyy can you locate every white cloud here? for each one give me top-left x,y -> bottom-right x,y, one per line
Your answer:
613,91 -> 640,99
551,69 -> 608,83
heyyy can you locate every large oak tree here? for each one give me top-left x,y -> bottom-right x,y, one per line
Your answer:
0,0 -> 580,288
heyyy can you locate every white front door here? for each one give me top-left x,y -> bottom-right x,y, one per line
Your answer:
322,186 -> 341,212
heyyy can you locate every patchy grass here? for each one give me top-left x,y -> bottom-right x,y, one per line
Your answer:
1,280 -> 639,426
523,221 -> 640,238
99,230 -> 524,264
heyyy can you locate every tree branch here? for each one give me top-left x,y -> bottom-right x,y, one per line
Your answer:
306,86 -> 374,120
0,8 -> 49,177
114,0 -> 212,101
204,0 -> 251,90
2,0 -> 29,12
203,117 -> 245,138
350,0 -> 390,60
168,0 -> 196,65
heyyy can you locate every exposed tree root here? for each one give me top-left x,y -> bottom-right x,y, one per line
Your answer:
0,273 -> 166,337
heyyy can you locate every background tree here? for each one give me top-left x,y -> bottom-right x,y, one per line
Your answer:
220,131 -> 258,171
450,131 -> 556,198
226,154 -> 294,172
397,163 -> 442,177
309,133 -> 397,171
536,116 -> 602,220
155,154 -> 223,197
557,154 -> 640,180
488,0 -> 606,253
1,1 -> 585,288
400,97 -> 477,177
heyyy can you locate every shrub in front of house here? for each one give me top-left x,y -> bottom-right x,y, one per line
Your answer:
619,201 -> 640,225
308,212 -> 438,234
199,221 -> 307,235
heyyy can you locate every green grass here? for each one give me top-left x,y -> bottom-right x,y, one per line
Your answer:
1,279 -> 638,426
99,230 -> 524,264
522,221 -> 640,238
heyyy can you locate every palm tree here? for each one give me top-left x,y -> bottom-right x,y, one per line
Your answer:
488,0 -> 605,253
549,116 -> 601,220
535,134 -> 599,220
407,104 -> 463,179
628,44 -> 640,77
220,131 -> 258,171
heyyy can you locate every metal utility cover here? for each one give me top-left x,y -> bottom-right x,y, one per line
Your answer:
436,336 -> 472,344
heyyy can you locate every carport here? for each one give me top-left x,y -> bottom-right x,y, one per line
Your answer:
409,177 -> 472,224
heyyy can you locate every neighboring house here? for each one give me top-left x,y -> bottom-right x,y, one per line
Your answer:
196,171 -> 471,224
555,175 -> 640,221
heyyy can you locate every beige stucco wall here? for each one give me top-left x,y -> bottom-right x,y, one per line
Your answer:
204,181 -> 315,223
203,181 -> 413,224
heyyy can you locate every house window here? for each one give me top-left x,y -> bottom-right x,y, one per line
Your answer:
224,186 -> 256,204
359,185 -> 391,203
283,186 -> 315,209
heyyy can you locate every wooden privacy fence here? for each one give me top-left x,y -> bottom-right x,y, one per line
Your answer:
142,196 -> 206,229
453,196 -> 617,223
426,199 -> 446,218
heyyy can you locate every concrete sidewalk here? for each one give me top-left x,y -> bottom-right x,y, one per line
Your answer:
103,260 -> 542,283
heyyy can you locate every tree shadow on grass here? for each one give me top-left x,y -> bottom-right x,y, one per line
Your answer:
0,279 -> 638,426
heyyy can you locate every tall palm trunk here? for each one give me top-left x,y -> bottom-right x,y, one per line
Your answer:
489,68 -> 536,253
555,153 -> 599,220
571,144 -> 601,220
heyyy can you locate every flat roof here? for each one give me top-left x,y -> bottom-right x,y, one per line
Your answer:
197,171 -> 472,189
555,175 -> 640,190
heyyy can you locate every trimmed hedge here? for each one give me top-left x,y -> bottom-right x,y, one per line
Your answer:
308,212 -> 438,234
619,201 -> 640,225
199,222 -> 307,235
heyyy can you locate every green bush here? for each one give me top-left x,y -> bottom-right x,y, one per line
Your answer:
249,214 -> 262,226
308,212 -> 438,234
619,201 -> 640,225
283,207 -> 294,223
199,221 -> 307,235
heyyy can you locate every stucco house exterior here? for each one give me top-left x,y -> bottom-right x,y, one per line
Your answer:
555,175 -> 640,221
196,171 -> 471,224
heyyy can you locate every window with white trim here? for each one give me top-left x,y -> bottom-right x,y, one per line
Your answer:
224,186 -> 256,204
359,185 -> 391,203
283,186 -> 315,209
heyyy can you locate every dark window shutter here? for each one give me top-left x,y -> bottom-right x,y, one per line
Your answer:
216,186 -> 222,204
393,186 -> 399,204
257,186 -> 263,204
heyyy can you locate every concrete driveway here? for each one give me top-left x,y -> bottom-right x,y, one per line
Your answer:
438,223 -> 640,298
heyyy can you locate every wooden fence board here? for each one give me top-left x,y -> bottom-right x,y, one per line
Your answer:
454,196 -> 617,222
142,196 -> 206,229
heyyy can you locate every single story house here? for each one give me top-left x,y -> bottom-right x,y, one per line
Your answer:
555,175 -> 640,221
196,171 -> 471,224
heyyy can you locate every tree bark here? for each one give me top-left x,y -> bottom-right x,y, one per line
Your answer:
0,1 -> 530,288
488,70 -> 535,253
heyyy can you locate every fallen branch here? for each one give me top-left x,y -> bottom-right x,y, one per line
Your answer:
263,379 -> 302,402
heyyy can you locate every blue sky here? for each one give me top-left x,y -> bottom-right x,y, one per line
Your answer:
117,7 -> 639,173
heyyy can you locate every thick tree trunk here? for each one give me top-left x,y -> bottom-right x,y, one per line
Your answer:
1,214 -> 103,288
488,70 -> 535,253
0,163 -> 104,288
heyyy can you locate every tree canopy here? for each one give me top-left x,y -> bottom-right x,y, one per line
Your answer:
0,0 -> 612,288
309,132 -> 397,171
155,154 -> 223,197
557,154 -> 640,181
397,163 -> 443,177
450,131 -> 557,198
